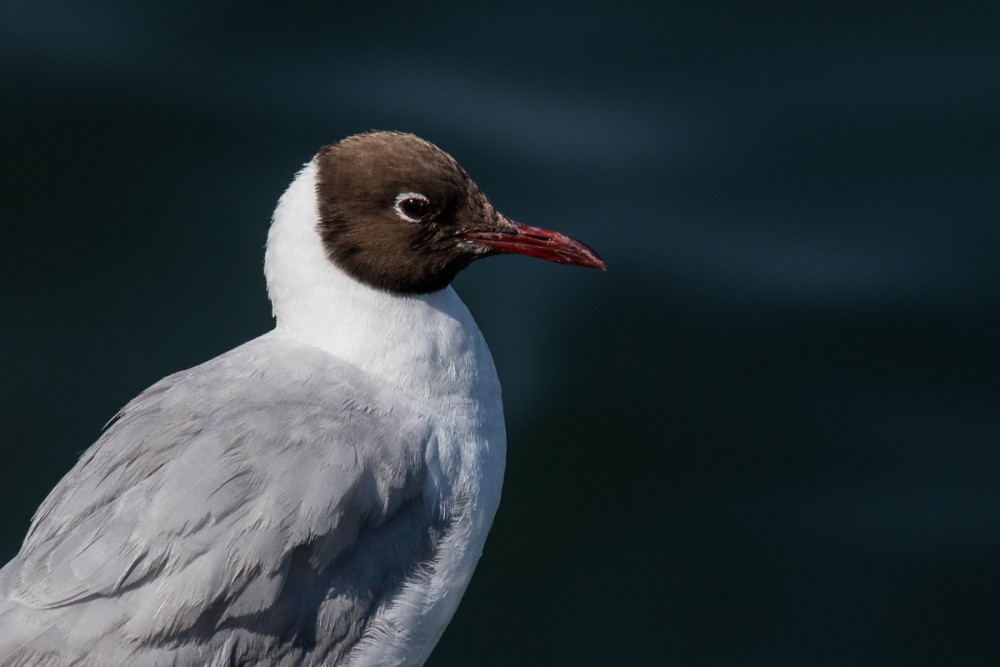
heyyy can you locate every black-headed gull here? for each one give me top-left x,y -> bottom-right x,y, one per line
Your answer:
0,131 -> 604,666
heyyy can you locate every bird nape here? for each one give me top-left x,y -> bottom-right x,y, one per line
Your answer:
0,131 -> 604,666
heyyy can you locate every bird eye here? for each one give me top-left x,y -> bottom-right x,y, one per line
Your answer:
394,192 -> 434,223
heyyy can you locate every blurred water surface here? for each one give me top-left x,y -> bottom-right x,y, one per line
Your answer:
1,2 -> 998,665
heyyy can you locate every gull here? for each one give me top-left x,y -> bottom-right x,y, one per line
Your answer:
0,131 -> 604,666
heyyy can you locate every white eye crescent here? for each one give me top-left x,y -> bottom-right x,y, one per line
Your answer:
394,192 -> 434,223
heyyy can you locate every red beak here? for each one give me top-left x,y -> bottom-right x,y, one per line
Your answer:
464,222 -> 606,271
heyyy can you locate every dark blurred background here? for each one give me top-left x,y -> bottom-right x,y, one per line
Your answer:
2,2 -> 999,665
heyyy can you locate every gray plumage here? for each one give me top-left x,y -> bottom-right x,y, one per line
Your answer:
0,335 -> 446,665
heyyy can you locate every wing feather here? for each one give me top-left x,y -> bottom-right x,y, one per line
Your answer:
0,335 -> 436,660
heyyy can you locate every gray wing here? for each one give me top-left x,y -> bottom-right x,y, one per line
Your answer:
0,335 -> 439,665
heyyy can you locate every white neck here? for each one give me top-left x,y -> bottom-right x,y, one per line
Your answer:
263,160 -> 498,404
